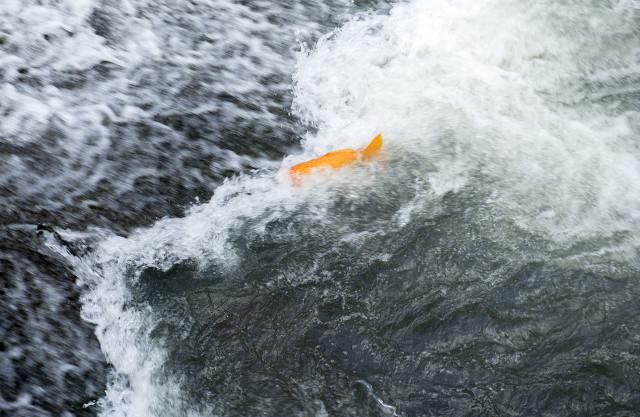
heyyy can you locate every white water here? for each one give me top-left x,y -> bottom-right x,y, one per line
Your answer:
59,0 -> 640,416
0,0 -> 357,214
293,0 -> 640,244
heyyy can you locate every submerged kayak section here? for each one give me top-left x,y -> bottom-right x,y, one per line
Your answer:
289,134 -> 383,183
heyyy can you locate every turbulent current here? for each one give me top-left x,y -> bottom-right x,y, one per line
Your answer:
2,0 -> 640,416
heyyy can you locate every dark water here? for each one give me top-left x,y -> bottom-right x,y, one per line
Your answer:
2,0 -> 640,416
132,176 -> 640,417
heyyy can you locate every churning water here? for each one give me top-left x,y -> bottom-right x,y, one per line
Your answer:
2,0 -> 640,416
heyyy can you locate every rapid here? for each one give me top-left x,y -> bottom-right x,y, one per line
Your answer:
2,0 -> 640,416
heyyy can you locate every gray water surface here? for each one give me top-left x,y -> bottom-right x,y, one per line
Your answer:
2,1 -> 640,416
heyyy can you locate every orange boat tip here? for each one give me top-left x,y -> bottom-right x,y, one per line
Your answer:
361,133 -> 383,159
288,133 -> 383,184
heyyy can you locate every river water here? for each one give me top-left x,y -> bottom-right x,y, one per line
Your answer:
2,1 -> 640,416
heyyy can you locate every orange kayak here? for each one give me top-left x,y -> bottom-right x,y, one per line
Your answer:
289,134 -> 383,183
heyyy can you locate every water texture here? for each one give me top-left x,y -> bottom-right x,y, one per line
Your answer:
2,0 -> 640,416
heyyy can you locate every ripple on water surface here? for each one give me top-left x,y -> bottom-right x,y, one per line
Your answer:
4,0 -> 640,416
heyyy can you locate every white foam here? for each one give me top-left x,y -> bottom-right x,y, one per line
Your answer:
0,0 -> 360,212
292,0 -> 640,244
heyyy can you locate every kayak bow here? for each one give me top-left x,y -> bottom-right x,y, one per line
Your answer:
289,134 -> 383,183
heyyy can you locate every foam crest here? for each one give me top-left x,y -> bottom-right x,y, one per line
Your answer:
292,0 -> 640,244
